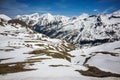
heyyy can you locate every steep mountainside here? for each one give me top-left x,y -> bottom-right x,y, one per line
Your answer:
16,13 -> 69,26
16,10 -> 120,47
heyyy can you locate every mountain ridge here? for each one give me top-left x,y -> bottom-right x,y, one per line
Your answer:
16,10 -> 120,47
2,10 -> 120,47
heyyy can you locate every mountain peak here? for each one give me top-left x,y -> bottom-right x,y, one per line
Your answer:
41,13 -> 53,18
78,13 -> 89,19
40,13 -> 54,21
112,10 -> 120,16
45,13 -> 52,16
30,13 -> 40,17
0,14 -> 11,21
16,15 -> 21,18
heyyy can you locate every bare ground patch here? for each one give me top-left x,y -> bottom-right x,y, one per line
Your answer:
26,49 -> 73,62
114,47 -> 120,50
76,65 -> 120,77
25,42 -> 75,62
49,64 -> 70,67
83,51 -> 119,65
0,61 -> 37,75
94,51 -> 119,56
0,58 -> 13,62
0,49 -> 14,52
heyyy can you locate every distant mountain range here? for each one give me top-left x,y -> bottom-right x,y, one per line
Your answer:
1,10 -> 120,47
15,10 -> 120,47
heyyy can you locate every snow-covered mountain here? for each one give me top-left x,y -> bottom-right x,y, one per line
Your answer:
0,14 -> 11,26
58,11 -> 120,47
1,13 -> 120,80
16,13 -> 69,26
16,10 -> 120,47
0,14 -> 11,21
16,13 -> 40,26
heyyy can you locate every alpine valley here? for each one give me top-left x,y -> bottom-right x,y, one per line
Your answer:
0,10 -> 120,80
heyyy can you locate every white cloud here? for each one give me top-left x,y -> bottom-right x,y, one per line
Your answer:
93,9 -> 98,12
93,9 -> 100,13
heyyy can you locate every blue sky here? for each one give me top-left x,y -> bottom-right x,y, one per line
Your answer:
0,0 -> 120,17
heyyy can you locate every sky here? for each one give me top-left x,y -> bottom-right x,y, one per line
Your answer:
0,0 -> 120,17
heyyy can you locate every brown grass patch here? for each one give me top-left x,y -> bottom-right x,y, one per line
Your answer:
76,65 -> 120,77
0,61 -> 37,75
0,22 -> 4,26
26,42 -> 75,62
49,64 -> 69,67
27,49 -> 72,62
60,43 -> 76,52
35,44 -> 44,46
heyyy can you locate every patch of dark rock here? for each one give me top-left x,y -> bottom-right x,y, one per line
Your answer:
81,55 -> 86,57
83,54 -> 96,65
114,47 -> 120,50
0,58 -> 13,62
105,30 -> 116,36
8,19 -> 27,27
80,39 -> 110,46
94,51 -> 119,56
0,49 -> 14,52
109,15 -> 120,19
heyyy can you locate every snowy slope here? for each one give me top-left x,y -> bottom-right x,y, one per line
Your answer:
0,14 -> 120,80
0,18 -> 75,63
0,18 -> 82,80
0,14 -> 11,21
70,41 -> 120,74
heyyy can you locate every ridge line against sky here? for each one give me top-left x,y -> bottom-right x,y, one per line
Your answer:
0,0 -> 120,17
